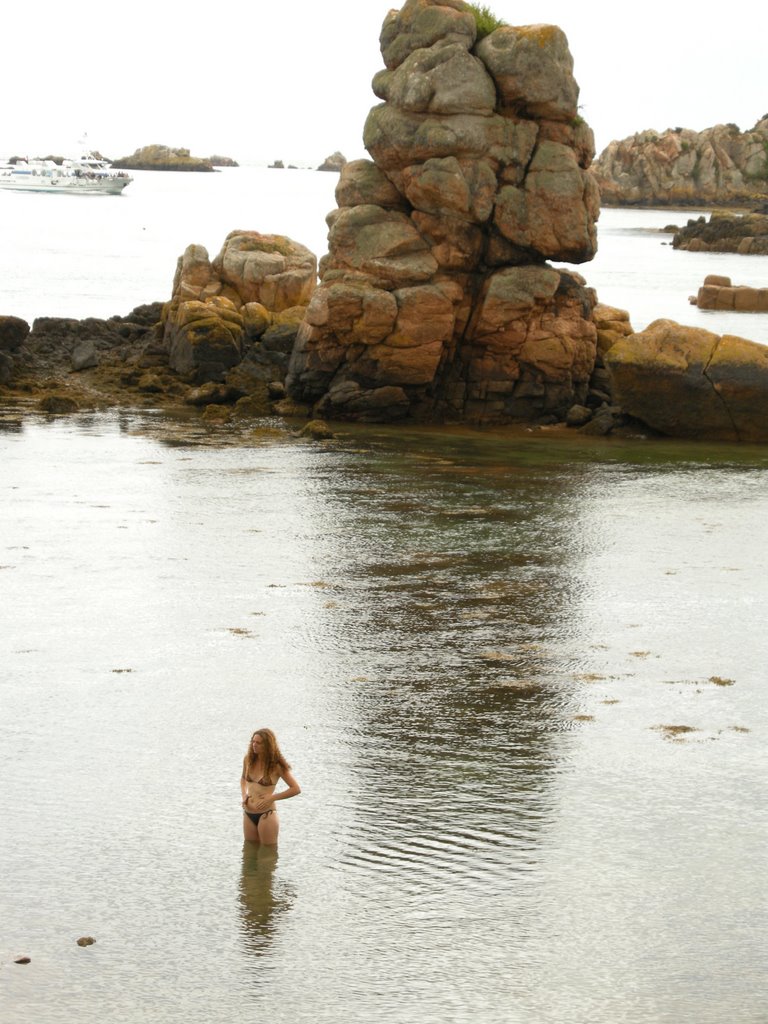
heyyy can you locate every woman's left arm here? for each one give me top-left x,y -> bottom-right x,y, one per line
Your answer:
271,768 -> 301,803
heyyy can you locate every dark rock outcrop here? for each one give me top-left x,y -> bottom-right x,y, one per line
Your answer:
593,117 -> 768,207
287,0 -> 600,424
673,213 -> 768,254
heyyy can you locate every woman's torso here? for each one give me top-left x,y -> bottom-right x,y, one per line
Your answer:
243,764 -> 278,810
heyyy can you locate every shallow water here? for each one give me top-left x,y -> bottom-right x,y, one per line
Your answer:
1,411 -> 766,1023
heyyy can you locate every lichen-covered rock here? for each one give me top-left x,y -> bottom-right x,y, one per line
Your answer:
379,0 -> 476,70
165,297 -> 245,382
604,319 -> 768,441
592,303 -> 634,356
287,0 -> 599,424
163,232 -> 317,383
593,118 -> 768,207
475,24 -> 579,121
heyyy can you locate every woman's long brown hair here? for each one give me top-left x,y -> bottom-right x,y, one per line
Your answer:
244,728 -> 290,783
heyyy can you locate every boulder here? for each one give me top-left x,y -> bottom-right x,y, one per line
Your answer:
592,303 -> 634,356
163,233 -> 317,383
71,341 -> 99,371
604,319 -> 768,441
39,393 -> 79,414
475,24 -> 579,121
165,297 -> 244,382
0,316 -> 30,353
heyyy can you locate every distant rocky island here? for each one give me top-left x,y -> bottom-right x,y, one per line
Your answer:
111,145 -> 238,172
593,117 -> 768,207
268,152 -> 348,172
317,151 -> 347,172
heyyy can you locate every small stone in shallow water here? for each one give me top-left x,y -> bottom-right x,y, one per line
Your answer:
76,937 -> 96,947
39,393 -> 79,414
14,956 -> 31,964
709,676 -> 735,686
299,419 -> 335,441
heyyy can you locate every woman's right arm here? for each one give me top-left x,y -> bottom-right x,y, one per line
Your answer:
240,757 -> 248,807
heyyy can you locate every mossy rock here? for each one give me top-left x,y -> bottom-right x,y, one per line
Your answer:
39,393 -> 79,414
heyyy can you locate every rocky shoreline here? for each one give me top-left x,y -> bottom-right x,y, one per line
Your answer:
592,118 -> 768,207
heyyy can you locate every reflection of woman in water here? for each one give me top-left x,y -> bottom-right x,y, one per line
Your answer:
241,728 -> 301,844
238,842 -> 296,957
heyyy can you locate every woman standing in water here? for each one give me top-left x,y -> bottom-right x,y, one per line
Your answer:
241,728 -> 301,844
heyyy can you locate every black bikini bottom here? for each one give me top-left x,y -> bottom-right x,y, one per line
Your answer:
245,809 -> 275,826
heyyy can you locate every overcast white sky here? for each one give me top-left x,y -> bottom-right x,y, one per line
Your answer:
3,0 -> 765,165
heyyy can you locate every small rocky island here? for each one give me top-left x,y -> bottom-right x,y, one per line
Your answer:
672,212 -> 768,254
111,145 -> 238,172
689,275 -> 768,312
317,151 -> 347,172
593,117 -> 768,207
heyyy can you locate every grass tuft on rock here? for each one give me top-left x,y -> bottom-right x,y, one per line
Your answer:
468,3 -> 506,41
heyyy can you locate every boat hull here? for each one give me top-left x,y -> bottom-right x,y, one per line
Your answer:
0,159 -> 133,195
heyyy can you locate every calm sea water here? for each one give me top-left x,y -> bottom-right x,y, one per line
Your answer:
0,166 -> 766,344
1,171 -> 768,1023
0,411 -> 767,1024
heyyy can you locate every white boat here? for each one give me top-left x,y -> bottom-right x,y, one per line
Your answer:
0,153 -> 132,195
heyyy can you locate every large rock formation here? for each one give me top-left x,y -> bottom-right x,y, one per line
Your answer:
162,231 -> 317,383
593,118 -> 768,207
604,320 -> 768,442
673,213 -> 768,254
287,0 -> 601,424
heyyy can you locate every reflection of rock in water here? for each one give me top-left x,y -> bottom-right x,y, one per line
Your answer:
238,844 -> 296,958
